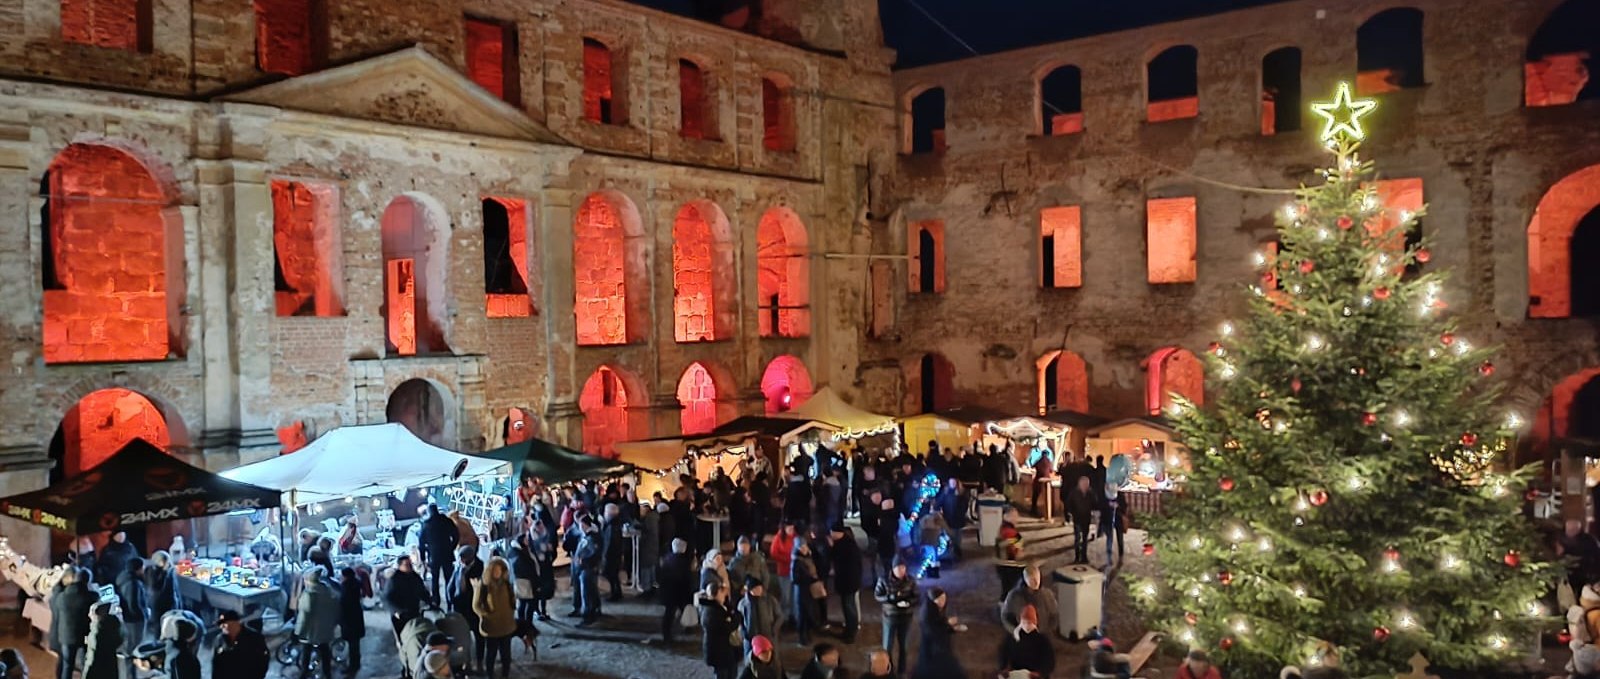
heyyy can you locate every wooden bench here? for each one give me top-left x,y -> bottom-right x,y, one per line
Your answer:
1127,632 -> 1161,674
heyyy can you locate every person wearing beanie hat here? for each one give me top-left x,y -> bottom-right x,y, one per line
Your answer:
422,649 -> 452,679
738,635 -> 783,679
999,604 -> 1055,678
728,535 -> 772,598
738,575 -> 782,658
873,555 -> 918,672
1176,648 -> 1221,679
1089,636 -> 1132,679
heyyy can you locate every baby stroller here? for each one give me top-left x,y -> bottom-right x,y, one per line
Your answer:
398,608 -> 473,678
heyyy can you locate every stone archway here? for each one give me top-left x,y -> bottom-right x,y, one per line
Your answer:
386,378 -> 453,447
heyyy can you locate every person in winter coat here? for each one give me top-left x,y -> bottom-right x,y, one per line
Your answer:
574,516 -> 604,627
0,648 -> 28,679
799,642 -> 846,679
508,535 -> 540,632
50,567 -> 94,679
873,556 -> 917,673
419,504 -> 460,605
701,551 -> 730,594
737,635 -> 784,679
600,504 -> 628,601
829,524 -> 864,643
116,557 -> 150,678
1099,488 -> 1130,566
935,479 -> 967,559
95,531 -> 139,589
1064,477 -> 1096,564
449,545 -> 486,669
737,577 -> 782,657
791,538 -> 822,646
337,567 -> 365,675
529,522 -> 557,620
659,538 -> 695,644
212,610 -> 269,679
472,556 -> 517,679
637,501 -> 662,595
1001,564 -> 1059,633
1176,649 -> 1223,679
1088,639 -> 1132,679
82,603 -> 121,679
382,555 -> 428,638
998,604 -> 1054,678
295,567 -> 339,679
448,510 -> 479,554
727,536 -> 771,598
769,523 -> 797,614
698,581 -> 742,679
875,499 -> 900,578
911,588 -> 965,679
145,551 -> 181,621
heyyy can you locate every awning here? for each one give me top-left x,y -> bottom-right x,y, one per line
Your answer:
613,437 -> 689,473
778,387 -> 896,437
0,439 -> 281,535
222,423 -> 509,505
1042,410 -> 1111,430
476,438 -> 631,485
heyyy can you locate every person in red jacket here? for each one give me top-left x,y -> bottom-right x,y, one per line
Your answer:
769,523 -> 798,617
1176,649 -> 1222,679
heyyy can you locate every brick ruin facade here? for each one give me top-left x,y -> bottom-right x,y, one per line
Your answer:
0,0 -> 1597,565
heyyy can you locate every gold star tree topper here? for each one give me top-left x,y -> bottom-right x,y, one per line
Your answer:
1311,82 -> 1378,142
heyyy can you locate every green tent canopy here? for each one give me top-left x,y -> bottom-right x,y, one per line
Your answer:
476,438 -> 632,485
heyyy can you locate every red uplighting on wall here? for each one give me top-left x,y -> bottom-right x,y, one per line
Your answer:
1146,197 -> 1197,284
582,37 -> 621,124
505,407 -> 534,445
1529,164 -> 1600,318
1526,54 -> 1590,107
255,0 -> 316,76
61,388 -> 169,475
762,76 -> 796,152
1146,347 -> 1204,415
61,0 -> 148,52
381,196 -> 449,356
42,143 -> 173,365
483,196 -> 532,318
761,355 -> 813,415
1038,350 -> 1089,414
580,366 -> 634,458
574,192 -> 646,346
757,207 -> 810,338
676,363 -> 719,435
272,180 -> 343,317
465,16 -> 519,105
678,59 -> 710,140
673,201 -> 734,342
1039,206 -> 1082,288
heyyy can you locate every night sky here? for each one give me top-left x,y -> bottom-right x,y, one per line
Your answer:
625,0 -> 1297,68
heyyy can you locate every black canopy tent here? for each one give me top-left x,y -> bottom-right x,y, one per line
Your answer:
0,439 -> 281,535
476,437 -> 632,485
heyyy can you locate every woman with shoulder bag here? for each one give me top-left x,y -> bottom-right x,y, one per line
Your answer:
697,581 -> 741,679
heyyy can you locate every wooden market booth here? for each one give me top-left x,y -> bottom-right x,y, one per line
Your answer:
614,416 -> 836,499
1084,415 -> 1191,517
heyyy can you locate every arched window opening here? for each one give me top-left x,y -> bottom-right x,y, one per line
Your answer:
582,37 -> 627,125
1528,164 -> 1600,318
1040,206 -> 1082,288
483,196 -> 531,318
53,388 -> 171,478
387,378 -> 450,447
906,87 -> 946,155
42,143 -> 177,364
1525,0 -> 1600,106
272,180 -> 343,317
1357,8 -> 1425,94
1571,208 -> 1600,317
1146,347 -> 1204,415
757,207 -> 810,338
1037,350 -> 1088,415
673,201 -> 736,342
1038,65 -> 1083,136
580,366 -> 638,458
678,58 -> 718,140
761,355 -> 813,415
915,353 -> 955,414
255,0 -> 324,76
61,0 -> 152,52
1261,47 -> 1302,135
1147,45 -> 1199,122
465,16 -> 520,105
381,195 -> 451,356
676,363 -> 721,435
574,191 -> 648,346
907,220 -> 945,293
762,75 -> 797,152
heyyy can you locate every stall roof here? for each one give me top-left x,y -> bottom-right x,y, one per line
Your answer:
613,437 -> 687,473
477,438 -> 631,485
0,439 -> 282,535
708,416 -> 828,439
1087,415 -> 1178,437
909,405 -> 1025,426
1042,410 -> 1112,429
221,423 -> 509,505
779,387 -> 895,434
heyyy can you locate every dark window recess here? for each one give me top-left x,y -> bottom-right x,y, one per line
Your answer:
1357,8 -> 1426,89
918,228 -> 938,292
1043,358 -> 1059,411
1262,47 -> 1302,133
1148,45 -> 1199,101
909,88 -> 945,154
40,174 -> 64,291
1570,208 -> 1600,317
482,198 -> 527,295
1041,234 -> 1057,288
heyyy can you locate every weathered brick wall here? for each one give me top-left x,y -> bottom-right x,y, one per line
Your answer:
872,0 -> 1600,425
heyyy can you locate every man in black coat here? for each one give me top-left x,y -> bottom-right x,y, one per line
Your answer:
212,610 -> 269,679
1065,477 -> 1097,564
828,524 -> 864,644
116,558 -> 151,679
448,545 -> 485,669
981,445 -> 1009,494
600,503 -> 628,601
95,531 -> 139,590
51,567 -> 94,679
783,473 -> 813,526
658,538 -> 695,644
874,499 -> 899,578
382,555 -> 429,637
418,504 -> 460,605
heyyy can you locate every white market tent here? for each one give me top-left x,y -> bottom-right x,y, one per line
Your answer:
778,387 -> 896,438
222,423 -> 509,505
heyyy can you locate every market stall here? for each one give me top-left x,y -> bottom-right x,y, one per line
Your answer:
1041,410 -> 1110,462
777,387 -> 898,468
0,439 -> 284,630
1084,416 -> 1190,517
901,406 -> 1018,455
615,416 -> 832,498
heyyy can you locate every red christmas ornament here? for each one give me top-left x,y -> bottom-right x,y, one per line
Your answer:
1441,333 -> 1455,346
1290,378 -> 1302,393
1479,361 -> 1495,376
1525,488 -> 1541,503
1361,412 -> 1378,427
1262,271 -> 1277,287
1309,490 -> 1330,507
1504,550 -> 1521,568
1415,249 -> 1431,263
1461,432 -> 1479,447
1299,260 -> 1315,274
1337,215 -> 1354,229
1383,546 -> 1401,562
1185,611 -> 1198,625
1218,570 -> 1233,586
1373,626 -> 1391,643
1143,543 -> 1155,556
1219,637 -> 1235,651
1560,630 -> 1574,645
1208,342 -> 1223,355
1219,477 -> 1235,492
1373,286 -> 1391,300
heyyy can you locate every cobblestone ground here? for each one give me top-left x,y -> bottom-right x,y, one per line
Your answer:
19,514 -> 1161,679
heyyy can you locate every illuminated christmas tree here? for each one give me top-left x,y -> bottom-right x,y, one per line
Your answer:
1134,83 -> 1558,676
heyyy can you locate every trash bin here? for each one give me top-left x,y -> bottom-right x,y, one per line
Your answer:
1053,564 -> 1104,640
977,493 -> 1007,547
